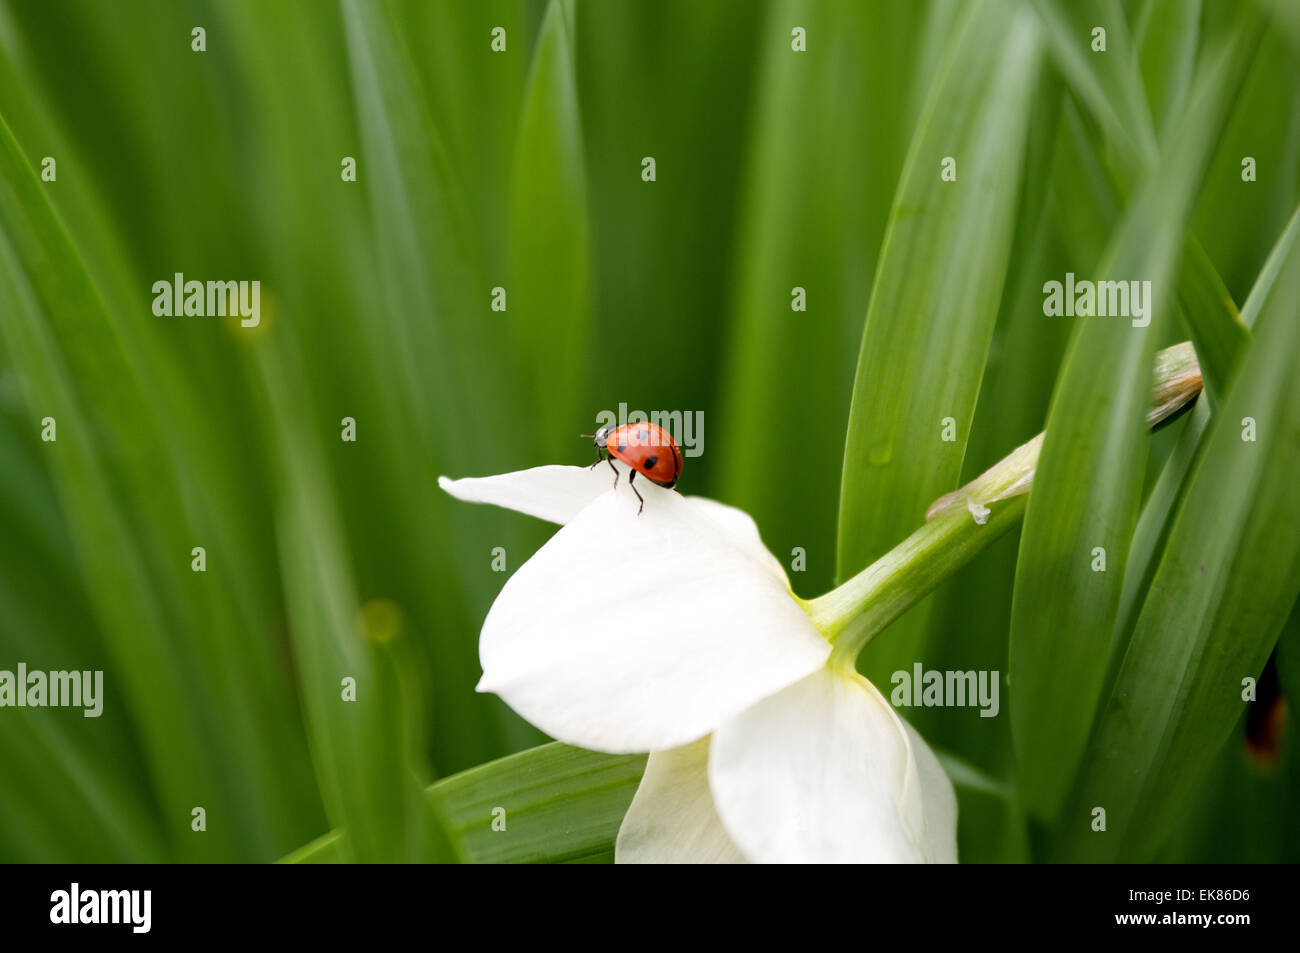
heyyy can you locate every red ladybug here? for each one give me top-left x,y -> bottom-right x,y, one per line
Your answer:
583,421 -> 682,514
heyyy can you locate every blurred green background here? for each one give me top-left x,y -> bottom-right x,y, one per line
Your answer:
0,0 -> 1297,863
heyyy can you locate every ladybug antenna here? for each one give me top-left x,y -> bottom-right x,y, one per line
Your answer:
578,433 -> 595,439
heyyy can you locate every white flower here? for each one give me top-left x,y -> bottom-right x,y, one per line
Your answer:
439,462 -> 958,863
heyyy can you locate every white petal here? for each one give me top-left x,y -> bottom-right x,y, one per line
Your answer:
681,496 -> 791,582
615,740 -> 748,864
477,485 -> 830,753
900,717 -> 959,864
439,465 -> 789,582
709,665 -> 958,863
438,464 -> 615,525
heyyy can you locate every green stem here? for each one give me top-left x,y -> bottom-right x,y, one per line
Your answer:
805,496 -> 1027,665
802,340 -> 1203,664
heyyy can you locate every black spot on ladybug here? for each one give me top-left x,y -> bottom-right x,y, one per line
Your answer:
644,455 -> 658,469
618,444 -> 626,453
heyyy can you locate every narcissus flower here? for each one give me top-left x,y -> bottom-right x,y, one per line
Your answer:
439,462 -> 957,863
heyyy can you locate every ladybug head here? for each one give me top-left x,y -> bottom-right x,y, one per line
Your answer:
590,425 -> 614,448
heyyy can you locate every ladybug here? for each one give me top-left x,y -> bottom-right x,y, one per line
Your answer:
583,421 -> 682,514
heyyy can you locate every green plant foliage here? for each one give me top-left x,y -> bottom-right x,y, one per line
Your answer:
0,0 -> 1296,864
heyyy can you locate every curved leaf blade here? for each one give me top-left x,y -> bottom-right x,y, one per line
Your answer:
510,0 -> 591,462
1060,211 -> 1300,860
1009,36 -> 1248,821
282,743 -> 646,864
837,1 -> 1041,685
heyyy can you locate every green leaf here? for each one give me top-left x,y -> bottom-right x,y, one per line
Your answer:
255,341 -> 455,863
340,0 -> 480,453
1134,0 -> 1201,134
1029,0 -> 1157,173
935,749 -> 1014,801
1175,237 -> 1249,403
509,0 -> 591,462
1117,207 -> 1300,644
0,113 -> 279,860
1036,0 -> 1260,403
1276,598 -> 1300,714
1051,22 -> 1263,697
716,0 -> 928,596
837,0 -> 1041,683
1059,206 -> 1300,860
1009,35 -> 1248,822
1191,21 -> 1300,301
282,743 -> 646,864
3,0 -> 1295,866
341,0 -> 529,768
432,743 -> 644,863
1165,12 -> 1266,402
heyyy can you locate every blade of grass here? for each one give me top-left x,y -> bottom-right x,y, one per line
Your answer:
430,742 -> 643,863
1191,19 -> 1300,302
888,68 -> 1067,863
1,2 -> 341,858
255,338 -> 454,863
1036,0 -> 1263,404
509,0 -> 591,463
1009,34 -> 1248,822
1175,238 -> 1250,400
340,0 -> 532,767
0,112 -> 277,860
716,0 -> 926,596
1276,599 -> 1300,714
1058,210 -> 1300,860
1116,205 -> 1300,643
1134,0 -> 1201,134
837,0 -> 1041,688
281,743 -> 646,864
1029,0 -> 1157,174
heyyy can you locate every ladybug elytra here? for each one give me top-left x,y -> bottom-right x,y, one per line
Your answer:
583,422 -> 682,514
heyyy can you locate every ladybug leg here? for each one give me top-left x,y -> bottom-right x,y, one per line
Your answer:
628,469 -> 644,515
606,455 -> 619,489
589,448 -> 604,470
